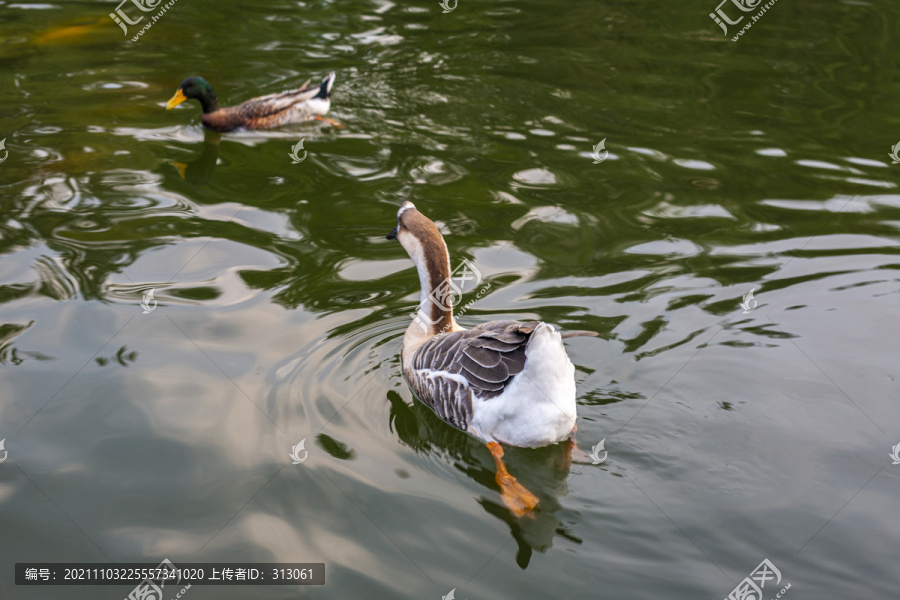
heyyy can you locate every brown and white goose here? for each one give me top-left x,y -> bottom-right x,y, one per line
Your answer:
387,201 -> 595,516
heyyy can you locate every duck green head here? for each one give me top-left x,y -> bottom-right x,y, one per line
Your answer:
165,76 -> 218,113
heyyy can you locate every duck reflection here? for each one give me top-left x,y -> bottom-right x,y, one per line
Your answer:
386,390 -> 583,569
167,130 -> 221,184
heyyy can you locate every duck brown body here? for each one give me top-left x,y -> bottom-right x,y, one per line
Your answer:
166,73 -> 335,132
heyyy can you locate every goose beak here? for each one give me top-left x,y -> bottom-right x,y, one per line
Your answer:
386,226 -> 398,241
165,88 -> 187,110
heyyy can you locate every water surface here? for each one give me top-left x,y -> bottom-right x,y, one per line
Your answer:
1,0 -> 899,598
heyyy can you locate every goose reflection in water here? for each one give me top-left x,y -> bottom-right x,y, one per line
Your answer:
386,390 -> 584,569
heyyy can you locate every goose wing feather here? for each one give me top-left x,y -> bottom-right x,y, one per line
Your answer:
405,321 -> 540,430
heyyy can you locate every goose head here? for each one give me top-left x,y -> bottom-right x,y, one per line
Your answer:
387,201 -> 455,335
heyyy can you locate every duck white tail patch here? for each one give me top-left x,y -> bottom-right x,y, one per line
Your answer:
306,97 -> 331,116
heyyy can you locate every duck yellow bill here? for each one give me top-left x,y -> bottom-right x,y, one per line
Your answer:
165,88 -> 187,110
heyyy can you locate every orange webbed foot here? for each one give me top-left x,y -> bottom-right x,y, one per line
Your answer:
497,470 -> 540,518
487,442 -> 539,518
314,116 -> 344,128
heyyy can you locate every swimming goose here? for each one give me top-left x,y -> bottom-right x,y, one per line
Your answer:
387,201 -> 595,516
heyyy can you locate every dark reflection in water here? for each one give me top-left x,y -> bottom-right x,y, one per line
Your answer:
386,390 -> 582,569
167,131 -> 222,185
95,344 -> 138,367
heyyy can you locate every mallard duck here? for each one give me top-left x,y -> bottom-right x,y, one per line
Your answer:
165,72 -> 336,131
387,201 -> 596,516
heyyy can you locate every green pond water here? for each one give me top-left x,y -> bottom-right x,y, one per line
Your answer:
1,0 -> 899,598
